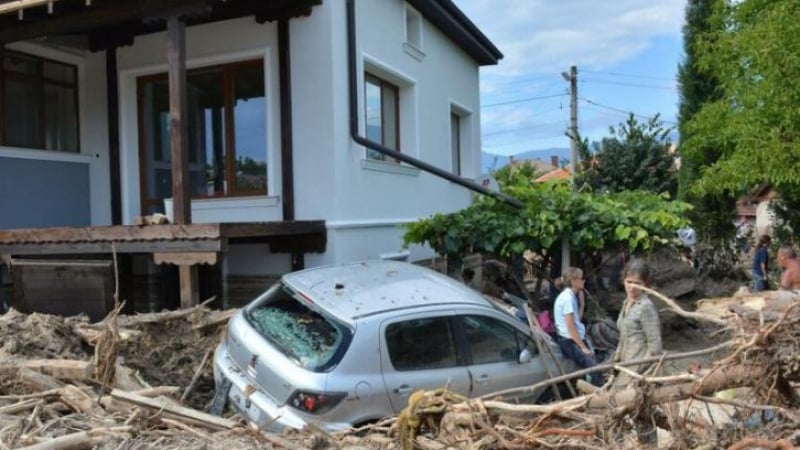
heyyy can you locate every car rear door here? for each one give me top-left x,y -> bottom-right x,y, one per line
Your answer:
456,313 -> 549,401
379,314 -> 471,413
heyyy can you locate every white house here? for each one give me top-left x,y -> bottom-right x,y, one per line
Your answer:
0,0 -> 502,313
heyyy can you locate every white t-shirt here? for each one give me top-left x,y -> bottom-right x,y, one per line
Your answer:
554,288 -> 586,340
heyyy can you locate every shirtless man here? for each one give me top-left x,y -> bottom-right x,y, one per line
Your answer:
777,246 -> 800,290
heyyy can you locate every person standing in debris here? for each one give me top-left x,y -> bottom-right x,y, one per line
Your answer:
553,267 -> 602,386
752,234 -> 772,292
615,258 -> 662,446
777,246 -> 800,291
615,259 -> 663,380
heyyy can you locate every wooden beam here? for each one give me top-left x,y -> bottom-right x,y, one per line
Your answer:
278,18 -> 295,221
0,0 -> 204,44
167,16 -> 190,225
0,239 -> 224,256
0,0 -> 63,16
0,224 -> 222,243
110,389 -> 237,431
153,252 -> 218,266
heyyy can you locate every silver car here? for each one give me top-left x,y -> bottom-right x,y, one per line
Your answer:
212,260 -> 573,431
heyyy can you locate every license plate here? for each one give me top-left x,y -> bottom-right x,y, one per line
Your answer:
209,377 -> 232,416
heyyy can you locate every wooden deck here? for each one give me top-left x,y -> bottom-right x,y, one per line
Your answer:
0,221 -> 326,256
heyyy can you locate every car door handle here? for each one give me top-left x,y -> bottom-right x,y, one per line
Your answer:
394,385 -> 412,395
475,374 -> 490,386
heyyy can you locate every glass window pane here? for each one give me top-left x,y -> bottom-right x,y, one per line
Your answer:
233,65 -> 267,194
462,315 -> 522,365
44,84 -> 78,152
43,61 -> 76,84
386,318 -> 459,371
187,69 -> 225,196
364,76 -> 383,160
140,79 -> 172,201
382,83 -> 397,150
4,79 -> 41,148
4,53 -> 38,75
451,113 -> 460,175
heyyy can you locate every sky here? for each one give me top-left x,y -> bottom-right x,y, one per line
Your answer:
453,0 -> 687,161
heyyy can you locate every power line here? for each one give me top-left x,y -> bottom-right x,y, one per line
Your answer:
579,98 -> 678,125
482,92 -> 567,108
482,118 -> 568,138
580,69 -> 675,82
581,78 -> 677,91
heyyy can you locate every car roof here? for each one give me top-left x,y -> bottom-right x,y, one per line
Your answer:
282,260 -> 491,323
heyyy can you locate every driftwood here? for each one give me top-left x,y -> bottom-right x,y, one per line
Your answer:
109,389 -> 236,431
14,426 -> 133,450
1,359 -> 95,381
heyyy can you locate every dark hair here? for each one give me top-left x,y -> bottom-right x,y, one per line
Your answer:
759,234 -> 772,246
624,258 -> 650,284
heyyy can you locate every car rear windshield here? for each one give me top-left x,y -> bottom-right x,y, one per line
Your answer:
246,283 -> 351,372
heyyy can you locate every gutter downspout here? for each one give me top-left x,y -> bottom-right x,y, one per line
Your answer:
345,0 -> 522,209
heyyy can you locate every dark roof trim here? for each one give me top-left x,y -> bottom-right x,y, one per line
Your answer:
406,0 -> 502,66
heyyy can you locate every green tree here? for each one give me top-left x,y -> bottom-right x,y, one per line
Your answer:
490,159 -> 543,187
403,177 -> 691,277
684,0 -> 800,196
576,114 -> 677,197
677,0 -> 736,240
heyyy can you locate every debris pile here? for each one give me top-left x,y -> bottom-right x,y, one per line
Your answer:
0,291 -> 799,449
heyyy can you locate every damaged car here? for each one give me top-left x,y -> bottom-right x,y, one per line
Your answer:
212,260 -> 574,431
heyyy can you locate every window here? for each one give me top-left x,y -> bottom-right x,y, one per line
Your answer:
246,283 -> 352,373
405,7 -> 422,50
364,73 -> 399,162
386,317 -> 460,371
460,315 -> 536,365
451,112 -> 461,176
138,59 -> 266,213
0,51 -> 79,153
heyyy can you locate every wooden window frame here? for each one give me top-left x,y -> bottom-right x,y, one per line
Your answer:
451,112 -> 461,176
0,50 -> 80,153
364,73 -> 400,162
136,59 -> 266,214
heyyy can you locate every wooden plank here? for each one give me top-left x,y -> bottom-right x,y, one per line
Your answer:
0,224 -> 221,244
180,265 -> 199,308
110,389 -> 237,431
154,252 -> 217,266
0,239 -> 224,256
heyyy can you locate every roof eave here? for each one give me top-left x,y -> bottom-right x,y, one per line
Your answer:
406,0 -> 503,66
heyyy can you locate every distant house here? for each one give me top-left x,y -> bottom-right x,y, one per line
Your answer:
736,184 -> 778,237
0,0 -> 502,313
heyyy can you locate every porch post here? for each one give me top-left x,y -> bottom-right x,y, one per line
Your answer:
166,15 -> 198,308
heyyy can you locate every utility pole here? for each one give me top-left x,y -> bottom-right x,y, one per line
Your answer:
562,65 -> 578,184
560,65 -> 578,269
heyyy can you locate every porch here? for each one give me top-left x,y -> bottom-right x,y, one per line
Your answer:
0,221 -> 326,319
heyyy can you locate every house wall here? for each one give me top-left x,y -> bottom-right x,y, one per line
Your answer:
0,42 -> 111,228
292,0 -> 482,268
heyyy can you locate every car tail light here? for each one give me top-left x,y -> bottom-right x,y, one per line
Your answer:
288,390 -> 346,414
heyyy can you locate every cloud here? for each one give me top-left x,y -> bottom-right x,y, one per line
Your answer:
455,0 -> 685,75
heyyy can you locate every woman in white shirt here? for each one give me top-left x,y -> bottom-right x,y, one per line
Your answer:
553,266 -> 601,386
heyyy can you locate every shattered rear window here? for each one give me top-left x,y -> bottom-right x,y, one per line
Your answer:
246,284 -> 351,372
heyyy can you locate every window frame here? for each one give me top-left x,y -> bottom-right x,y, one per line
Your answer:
364,72 -> 401,163
456,314 -> 537,366
384,316 -> 463,372
450,112 -> 461,176
136,58 -> 267,214
0,49 -> 80,153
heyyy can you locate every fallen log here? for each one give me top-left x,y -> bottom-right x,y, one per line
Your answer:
18,368 -> 64,392
0,360 -> 95,381
0,398 -> 43,415
59,385 -> 105,417
482,341 -> 732,400
587,364 -> 768,409
109,389 -> 237,431
14,426 -> 133,450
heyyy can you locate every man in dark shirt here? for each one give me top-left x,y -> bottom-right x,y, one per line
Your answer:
752,234 -> 771,292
